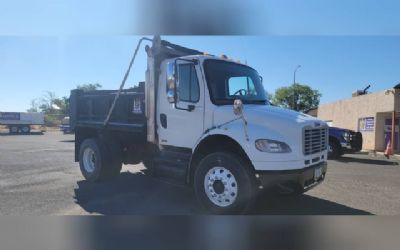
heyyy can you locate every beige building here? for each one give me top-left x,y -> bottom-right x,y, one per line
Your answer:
314,88 -> 400,153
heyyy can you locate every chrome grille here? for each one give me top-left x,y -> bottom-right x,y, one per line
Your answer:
303,127 -> 328,155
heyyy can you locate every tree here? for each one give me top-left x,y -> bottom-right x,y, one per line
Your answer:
271,83 -> 321,112
52,96 -> 69,115
28,83 -> 102,126
265,91 -> 273,101
77,83 -> 102,92
27,99 -> 40,113
26,92 -> 69,126
39,91 -> 57,112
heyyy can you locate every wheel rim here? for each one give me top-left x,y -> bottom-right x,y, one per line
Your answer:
22,126 -> 29,133
83,147 -> 96,173
11,127 -> 18,133
328,144 -> 333,153
204,166 -> 238,207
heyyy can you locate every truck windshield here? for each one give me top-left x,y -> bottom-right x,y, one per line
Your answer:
204,59 -> 267,105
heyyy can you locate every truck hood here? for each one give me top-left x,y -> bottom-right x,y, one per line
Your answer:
213,104 -> 323,129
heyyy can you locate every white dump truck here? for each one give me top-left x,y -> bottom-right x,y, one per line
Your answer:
70,36 -> 328,213
0,112 -> 44,134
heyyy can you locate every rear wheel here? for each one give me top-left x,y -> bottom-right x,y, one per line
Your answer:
79,138 -> 112,182
21,125 -> 31,134
9,126 -> 19,134
193,152 -> 256,214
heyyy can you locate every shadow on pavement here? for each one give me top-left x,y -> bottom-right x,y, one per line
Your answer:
74,171 -> 196,215
60,140 -> 75,143
336,156 -> 398,166
74,171 -> 372,215
253,193 -> 373,215
0,131 -> 44,136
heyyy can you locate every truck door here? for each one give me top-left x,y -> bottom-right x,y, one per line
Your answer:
157,60 -> 204,149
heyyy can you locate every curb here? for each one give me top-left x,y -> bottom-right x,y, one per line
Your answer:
362,150 -> 400,160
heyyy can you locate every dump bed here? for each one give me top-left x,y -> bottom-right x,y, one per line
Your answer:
69,85 -> 146,136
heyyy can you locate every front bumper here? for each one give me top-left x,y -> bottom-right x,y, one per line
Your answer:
255,161 -> 327,191
341,142 -> 352,150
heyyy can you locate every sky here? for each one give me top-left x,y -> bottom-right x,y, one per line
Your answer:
0,0 -> 399,111
1,35 -> 399,111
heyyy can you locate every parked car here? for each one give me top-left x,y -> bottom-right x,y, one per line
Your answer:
59,116 -> 74,134
328,127 -> 363,158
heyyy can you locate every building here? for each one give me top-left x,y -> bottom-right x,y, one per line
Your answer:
314,87 -> 400,153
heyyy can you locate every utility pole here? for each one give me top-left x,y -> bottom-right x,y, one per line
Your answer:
293,65 -> 301,111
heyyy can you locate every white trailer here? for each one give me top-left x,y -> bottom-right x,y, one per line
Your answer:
0,112 -> 44,134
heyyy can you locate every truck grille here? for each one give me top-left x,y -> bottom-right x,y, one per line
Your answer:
303,127 -> 328,155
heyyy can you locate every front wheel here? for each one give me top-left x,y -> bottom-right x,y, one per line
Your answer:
328,139 -> 341,159
193,152 -> 256,214
79,138 -> 110,182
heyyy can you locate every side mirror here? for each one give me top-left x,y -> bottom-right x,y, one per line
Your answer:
166,62 -> 176,104
167,58 -> 198,111
167,90 -> 175,103
233,99 -> 243,116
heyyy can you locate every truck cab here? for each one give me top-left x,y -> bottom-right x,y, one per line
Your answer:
70,36 -> 328,213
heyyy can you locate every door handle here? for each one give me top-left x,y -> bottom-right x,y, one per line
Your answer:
160,113 -> 167,128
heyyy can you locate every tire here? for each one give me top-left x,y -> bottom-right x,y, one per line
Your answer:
351,132 -> 363,152
328,139 -> 341,159
9,126 -> 19,134
193,152 -> 256,214
79,138 -> 111,182
21,125 -> 31,134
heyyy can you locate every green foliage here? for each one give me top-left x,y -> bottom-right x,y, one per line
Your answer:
27,99 -> 40,113
37,92 -> 67,126
52,96 -> 69,115
265,91 -> 273,101
44,114 -> 63,127
271,84 -> 321,112
77,83 -> 102,92
27,83 -> 102,126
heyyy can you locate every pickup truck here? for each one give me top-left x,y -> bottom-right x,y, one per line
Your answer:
0,112 -> 44,134
60,116 -> 74,134
70,36 -> 328,213
328,127 -> 363,158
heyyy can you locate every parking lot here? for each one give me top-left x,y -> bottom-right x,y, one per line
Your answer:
0,131 -> 400,215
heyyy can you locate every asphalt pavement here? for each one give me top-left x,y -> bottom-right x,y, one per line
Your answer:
0,131 -> 399,215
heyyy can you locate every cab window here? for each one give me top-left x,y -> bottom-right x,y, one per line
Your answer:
178,64 -> 200,103
228,76 -> 257,96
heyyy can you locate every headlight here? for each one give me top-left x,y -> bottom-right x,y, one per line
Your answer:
342,132 -> 350,141
255,139 -> 291,153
